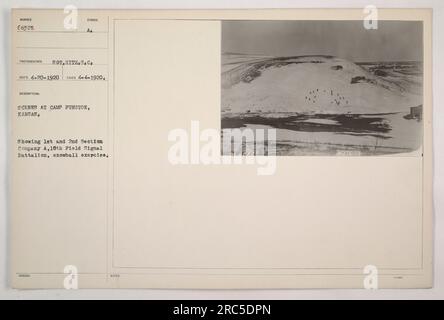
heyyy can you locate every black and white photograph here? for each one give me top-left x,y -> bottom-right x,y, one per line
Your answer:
221,20 -> 424,156
3,3 -> 440,300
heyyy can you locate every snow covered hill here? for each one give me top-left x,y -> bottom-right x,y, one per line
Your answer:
221,54 -> 422,115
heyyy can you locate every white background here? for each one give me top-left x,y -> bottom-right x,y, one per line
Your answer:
0,0 -> 443,300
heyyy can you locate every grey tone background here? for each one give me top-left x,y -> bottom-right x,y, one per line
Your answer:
222,20 -> 423,62
0,0 -> 443,300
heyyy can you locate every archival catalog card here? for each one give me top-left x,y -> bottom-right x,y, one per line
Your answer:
10,8 -> 433,289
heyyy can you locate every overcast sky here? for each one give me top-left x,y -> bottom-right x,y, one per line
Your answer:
222,20 -> 423,62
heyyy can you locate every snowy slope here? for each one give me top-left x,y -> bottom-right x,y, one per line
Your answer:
221,54 -> 422,115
